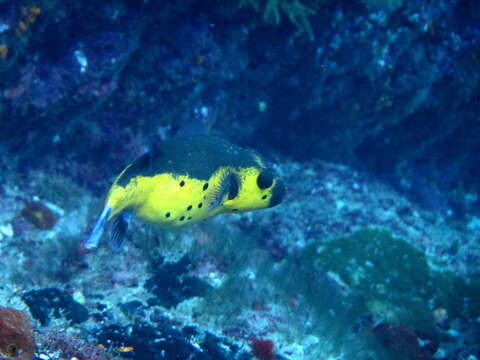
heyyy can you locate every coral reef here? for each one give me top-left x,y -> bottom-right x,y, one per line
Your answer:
1,154 -> 479,359
0,0 -> 479,359
145,255 -> 211,309
36,328 -> 116,360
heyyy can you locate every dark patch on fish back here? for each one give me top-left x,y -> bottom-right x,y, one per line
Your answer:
117,152 -> 153,186
116,136 -> 259,186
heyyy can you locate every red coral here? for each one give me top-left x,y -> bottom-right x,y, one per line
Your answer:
251,338 -> 275,360
374,322 -> 437,360
20,201 -> 57,230
0,306 -> 35,360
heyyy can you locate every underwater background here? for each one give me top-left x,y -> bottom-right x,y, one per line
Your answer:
0,0 -> 479,359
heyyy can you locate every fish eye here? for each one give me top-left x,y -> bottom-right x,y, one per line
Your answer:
257,170 -> 274,189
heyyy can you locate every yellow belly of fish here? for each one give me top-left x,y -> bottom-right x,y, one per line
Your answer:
130,174 -> 224,227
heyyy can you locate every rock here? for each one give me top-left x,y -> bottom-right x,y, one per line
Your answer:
0,306 -> 35,360
22,288 -> 88,326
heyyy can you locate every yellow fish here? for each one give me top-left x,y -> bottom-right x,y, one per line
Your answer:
83,136 -> 285,250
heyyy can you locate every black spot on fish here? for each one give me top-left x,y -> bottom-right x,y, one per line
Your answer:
203,183 -> 209,191
257,170 -> 274,189
165,212 -> 171,218
198,203 -> 203,208
180,180 -> 185,187
179,216 -> 185,221
262,195 -> 268,200
187,205 -> 192,211
232,209 -> 239,212
187,216 -> 192,220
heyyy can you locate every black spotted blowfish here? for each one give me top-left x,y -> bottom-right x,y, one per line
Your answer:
83,135 -> 285,250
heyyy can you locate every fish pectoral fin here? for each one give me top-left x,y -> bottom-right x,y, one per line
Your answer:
83,205 -> 112,250
109,211 -> 132,251
208,170 -> 239,211
227,173 -> 239,200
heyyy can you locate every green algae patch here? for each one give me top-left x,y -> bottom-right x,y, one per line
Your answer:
313,228 -> 476,331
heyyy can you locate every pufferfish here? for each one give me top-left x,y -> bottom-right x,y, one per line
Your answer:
83,135 -> 285,250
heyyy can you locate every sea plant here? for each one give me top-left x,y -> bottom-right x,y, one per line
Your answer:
239,0 -> 319,40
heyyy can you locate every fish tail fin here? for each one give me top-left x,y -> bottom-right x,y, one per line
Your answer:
82,205 -> 112,251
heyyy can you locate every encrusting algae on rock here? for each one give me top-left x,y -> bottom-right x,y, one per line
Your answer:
83,135 -> 285,250
0,307 -> 35,360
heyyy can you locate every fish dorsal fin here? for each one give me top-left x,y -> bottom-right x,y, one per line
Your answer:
132,150 -> 154,172
116,150 -> 155,187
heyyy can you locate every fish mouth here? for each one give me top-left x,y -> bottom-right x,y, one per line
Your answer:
269,180 -> 285,208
